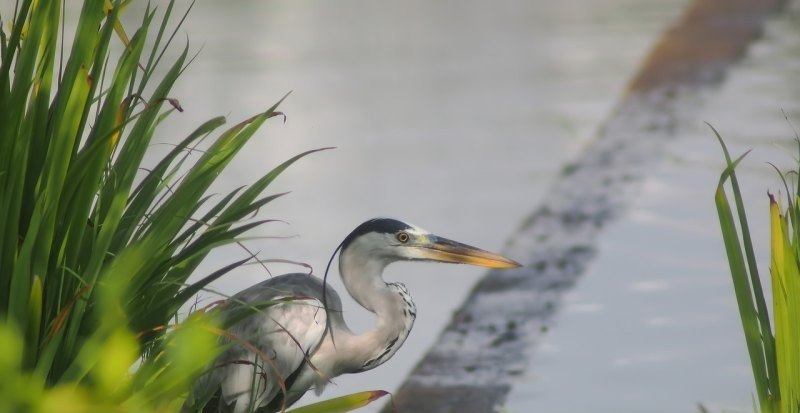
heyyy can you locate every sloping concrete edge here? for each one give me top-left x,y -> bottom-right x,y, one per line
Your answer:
383,0 -> 788,412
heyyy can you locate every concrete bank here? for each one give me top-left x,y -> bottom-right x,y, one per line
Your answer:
383,0 -> 788,411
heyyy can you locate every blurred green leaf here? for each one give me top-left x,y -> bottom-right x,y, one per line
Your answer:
286,391 -> 390,413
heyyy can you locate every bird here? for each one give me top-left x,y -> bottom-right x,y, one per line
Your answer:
185,218 -> 521,413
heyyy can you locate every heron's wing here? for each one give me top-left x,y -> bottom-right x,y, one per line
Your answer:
211,274 -> 332,413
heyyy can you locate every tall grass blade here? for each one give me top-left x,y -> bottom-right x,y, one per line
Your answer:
714,125 -> 800,413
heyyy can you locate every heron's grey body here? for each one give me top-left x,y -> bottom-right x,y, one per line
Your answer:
187,218 -> 519,413
198,272 -> 415,412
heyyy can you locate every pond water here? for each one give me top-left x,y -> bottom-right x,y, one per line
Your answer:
40,0 -> 799,411
148,0 -> 683,409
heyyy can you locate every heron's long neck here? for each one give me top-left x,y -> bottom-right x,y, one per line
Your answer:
336,248 -> 416,373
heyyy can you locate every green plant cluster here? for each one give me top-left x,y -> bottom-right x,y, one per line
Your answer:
715,127 -> 800,413
0,0 -> 360,412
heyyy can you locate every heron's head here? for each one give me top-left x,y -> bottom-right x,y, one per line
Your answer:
339,218 -> 521,269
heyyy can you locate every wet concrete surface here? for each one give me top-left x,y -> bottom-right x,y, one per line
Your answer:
628,0 -> 786,92
385,0 -> 790,411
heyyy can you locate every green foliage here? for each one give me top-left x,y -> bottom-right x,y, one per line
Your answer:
0,0 -> 280,371
285,391 -> 390,413
0,1 -> 391,412
714,125 -> 800,413
0,308 -> 221,412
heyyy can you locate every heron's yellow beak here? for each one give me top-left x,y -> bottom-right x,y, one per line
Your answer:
418,236 -> 521,269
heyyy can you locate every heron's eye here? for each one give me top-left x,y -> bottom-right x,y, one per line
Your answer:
396,232 -> 410,243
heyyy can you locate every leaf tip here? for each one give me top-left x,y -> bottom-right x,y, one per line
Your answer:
369,390 -> 390,402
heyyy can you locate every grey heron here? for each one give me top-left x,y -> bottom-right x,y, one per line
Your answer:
187,218 -> 521,413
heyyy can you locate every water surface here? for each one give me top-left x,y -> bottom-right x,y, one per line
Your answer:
154,0 -> 684,408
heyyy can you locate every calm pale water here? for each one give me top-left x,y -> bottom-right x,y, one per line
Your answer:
26,0 -> 800,411
152,0 -> 681,409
